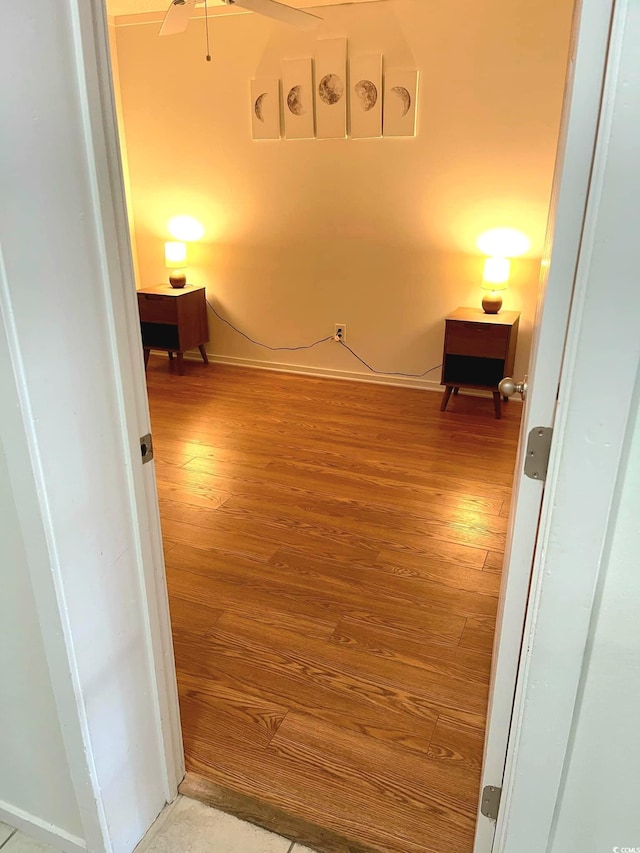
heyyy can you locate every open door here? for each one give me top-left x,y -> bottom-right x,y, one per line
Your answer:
473,1 -> 615,850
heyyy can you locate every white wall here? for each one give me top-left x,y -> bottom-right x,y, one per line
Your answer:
549,388 -> 640,851
111,0 -> 573,386
0,1 -> 180,850
0,436 -> 83,843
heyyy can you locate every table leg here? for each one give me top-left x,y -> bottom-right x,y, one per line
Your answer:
168,351 -> 174,361
198,344 -> 209,365
492,391 -> 502,419
441,386 -> 454,412
176,352 -> 185,376
453,387 -> 460,396
143,348 -> 150,370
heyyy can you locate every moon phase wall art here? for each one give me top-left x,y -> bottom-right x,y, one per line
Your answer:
383,69 -> 419,138
250,43 -> 418,141
250,78 -> 281,140
350,54 -> 383,139
315,38 -> 347,140
282,58 -> 315,139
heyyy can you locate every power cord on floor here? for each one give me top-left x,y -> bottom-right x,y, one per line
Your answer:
205,299 -> 442,379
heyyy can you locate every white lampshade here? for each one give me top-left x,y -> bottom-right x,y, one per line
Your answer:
482,257 -> 510,290
164,241 -> 187,267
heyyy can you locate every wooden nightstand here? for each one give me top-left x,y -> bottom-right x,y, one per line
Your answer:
137,284 -> 209,376
441,307 -> 520,419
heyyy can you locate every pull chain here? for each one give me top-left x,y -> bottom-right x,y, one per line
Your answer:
204,0 -> 211,61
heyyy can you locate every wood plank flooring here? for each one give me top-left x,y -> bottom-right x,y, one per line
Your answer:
146,358 -> 521,853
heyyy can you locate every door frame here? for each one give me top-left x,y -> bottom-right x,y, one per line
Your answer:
5,0 -> 634,850
77,0 -> 186,793
494,1 -> 639,848
474,0 -> 615,849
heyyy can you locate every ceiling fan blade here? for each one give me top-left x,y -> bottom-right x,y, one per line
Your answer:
159,0 -> 197,36
229,0 -> 322,31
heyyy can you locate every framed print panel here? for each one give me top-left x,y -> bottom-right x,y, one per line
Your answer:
315,38 -> 347,139
384,69 -> 419,138
282,57 -> 315,139
250,78 -> 281,140
350,54 -> 382,139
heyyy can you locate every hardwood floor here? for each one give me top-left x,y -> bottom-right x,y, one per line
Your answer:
146,357 -> 521,853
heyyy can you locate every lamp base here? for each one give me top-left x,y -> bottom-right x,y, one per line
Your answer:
169,271 -> 187,289
482,292 -> 503,314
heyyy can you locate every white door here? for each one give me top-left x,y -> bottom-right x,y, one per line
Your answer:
473,1 -> 614,850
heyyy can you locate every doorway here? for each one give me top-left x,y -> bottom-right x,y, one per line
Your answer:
106,1 -> 574,851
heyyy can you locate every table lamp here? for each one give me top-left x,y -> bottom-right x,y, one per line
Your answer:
481,256 -> 510,314
165,241 -> 187,288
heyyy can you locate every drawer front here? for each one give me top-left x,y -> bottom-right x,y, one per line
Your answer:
138,293 -> 178,324
446,321 -> 509,359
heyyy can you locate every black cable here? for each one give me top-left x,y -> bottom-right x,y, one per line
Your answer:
338,340 -> 441,378
205,299 -> 442,378
206,299 -> 333,351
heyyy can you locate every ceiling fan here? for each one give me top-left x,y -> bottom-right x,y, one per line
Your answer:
159,0 -> 322,36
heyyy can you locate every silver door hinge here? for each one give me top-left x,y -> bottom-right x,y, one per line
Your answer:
140,433 -> 154,464
524,427 -> 553,482
481,785 -> 502,821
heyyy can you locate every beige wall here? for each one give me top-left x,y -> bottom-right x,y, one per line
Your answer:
112,0 -> 572,387
108,20 -> 141,285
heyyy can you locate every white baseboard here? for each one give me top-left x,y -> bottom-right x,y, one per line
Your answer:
0,800 -> 86,853
185,351 -> 444,392
177,351 -> 514,402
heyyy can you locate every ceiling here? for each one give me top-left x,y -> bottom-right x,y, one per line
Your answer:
106,0 -> 382,19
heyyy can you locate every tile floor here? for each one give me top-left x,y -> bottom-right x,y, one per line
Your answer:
0,798 -> 317,853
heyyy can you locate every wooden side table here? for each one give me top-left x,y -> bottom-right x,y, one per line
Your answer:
441,307 -> 520,419
137,284 -> 209,376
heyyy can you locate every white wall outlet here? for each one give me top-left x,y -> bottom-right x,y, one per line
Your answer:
334,324 -> 346,342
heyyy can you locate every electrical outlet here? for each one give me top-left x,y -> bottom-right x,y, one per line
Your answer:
334,324 -> 346,342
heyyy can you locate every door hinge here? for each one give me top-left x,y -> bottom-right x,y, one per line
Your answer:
524,426 -> 553,482
140,433 -> 154,464
481,785 -> 502,821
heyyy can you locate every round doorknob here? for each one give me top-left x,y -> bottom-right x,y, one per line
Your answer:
499,376 -> 528,399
